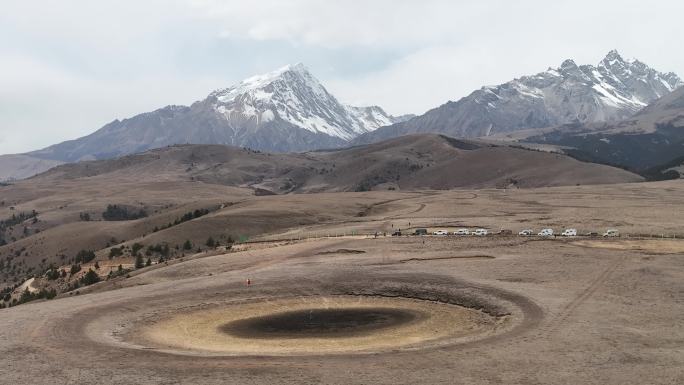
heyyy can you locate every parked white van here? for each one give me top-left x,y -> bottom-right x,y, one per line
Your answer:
472,229 -> 488,236
433,230 -> 449,236
561,229 -> 577,237
518,229 -> 533,236
538,228 -> 554,236
603,229 -> 620,237
454,228 -> 470,236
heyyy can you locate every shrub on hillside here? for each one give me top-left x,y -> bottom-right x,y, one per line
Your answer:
108,247 -> 123,259
45,269 -> 60,280
80,269 -> 100,286
69,264 -> 81,275
74,250 -> 96,264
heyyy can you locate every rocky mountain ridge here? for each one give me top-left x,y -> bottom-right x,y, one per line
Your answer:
354,50 -> 682,144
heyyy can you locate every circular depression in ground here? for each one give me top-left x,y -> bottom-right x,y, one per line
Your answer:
221,307 -> 421,338
128,295 -> 509,356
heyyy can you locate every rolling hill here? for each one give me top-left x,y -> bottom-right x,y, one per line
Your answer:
0,134 -> 642,280
33,134 -> 642,192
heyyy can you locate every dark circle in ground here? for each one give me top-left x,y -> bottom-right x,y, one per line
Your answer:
220,307 -> 424,339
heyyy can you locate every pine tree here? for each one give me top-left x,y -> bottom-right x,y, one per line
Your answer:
80,269 -> 100,286
206,237 -> 216,248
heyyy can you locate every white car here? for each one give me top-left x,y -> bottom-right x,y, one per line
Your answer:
603,229 -> 620,237
518,229 -> 533,236
538,228 -> 554,237
472,229 -> 488,236
433,230 -> 449,236
561,229 -> 577,237
454,228 -> 470,236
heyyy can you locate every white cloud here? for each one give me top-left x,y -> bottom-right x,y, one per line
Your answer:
188,0 -> 467,47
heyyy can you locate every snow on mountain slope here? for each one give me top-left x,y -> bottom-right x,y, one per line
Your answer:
27,64 -> 410,164
354,50 -> 683,144
521,86 -> 684,171
210,63 -> 375,141
207,63 -> 411,141
344,105 -> 414,131
485,50 -> 682,126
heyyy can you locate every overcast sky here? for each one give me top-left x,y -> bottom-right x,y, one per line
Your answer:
1,0 -> 683,154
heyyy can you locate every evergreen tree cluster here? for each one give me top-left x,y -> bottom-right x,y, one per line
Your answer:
102,204 -> 147,221
153,208 -> 211,232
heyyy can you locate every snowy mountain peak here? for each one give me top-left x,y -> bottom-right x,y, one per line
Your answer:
344,105 -> 414,131
355,50 -> 684,144
560,59 -> 579,70
288,62 -> 308,72
23,63 -> 412,163
204,64 -> 411,142
489,51 -> 684,131
603,49 -> 625,64
210,63 -> 325,104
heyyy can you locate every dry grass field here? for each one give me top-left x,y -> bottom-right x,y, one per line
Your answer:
0,135 -> 645,286
1,179 -> 683,384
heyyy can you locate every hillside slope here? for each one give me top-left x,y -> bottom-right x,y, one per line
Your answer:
522,87 -> 684,172
0,134 -> 642,290
33,134 -> 642,192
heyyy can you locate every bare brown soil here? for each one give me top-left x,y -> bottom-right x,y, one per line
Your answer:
573,239 -> 684,254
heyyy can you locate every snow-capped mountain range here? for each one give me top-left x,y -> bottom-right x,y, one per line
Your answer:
354,50 -> 683,144
3,51 -> 683,182
27,64 -> 411,163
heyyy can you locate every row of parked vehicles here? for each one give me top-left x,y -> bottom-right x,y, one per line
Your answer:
409,228 -> 620,237
430,229 -> 490,236
519,228 -> 620,237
